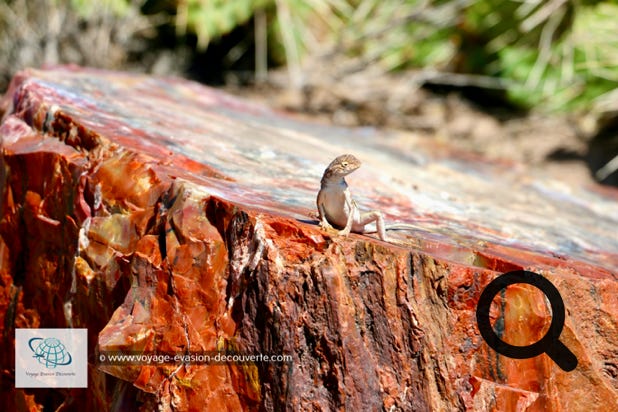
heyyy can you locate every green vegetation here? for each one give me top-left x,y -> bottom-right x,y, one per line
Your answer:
463,1 -> 618,111
69,0 -> 132,16
175,0 -> 270,49
163,0 -> 618,112
2,0 -> 618,113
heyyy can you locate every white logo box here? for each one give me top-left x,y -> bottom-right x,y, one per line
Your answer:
15,328 -> 88,388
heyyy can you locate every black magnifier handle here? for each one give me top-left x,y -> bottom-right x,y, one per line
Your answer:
545,340 -> 578,372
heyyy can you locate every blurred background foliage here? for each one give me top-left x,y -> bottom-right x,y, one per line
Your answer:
1,0 -> 618,115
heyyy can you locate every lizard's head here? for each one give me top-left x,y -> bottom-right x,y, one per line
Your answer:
324,154 -> 361,178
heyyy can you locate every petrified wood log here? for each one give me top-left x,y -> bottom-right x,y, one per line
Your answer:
0,67 -> 617,411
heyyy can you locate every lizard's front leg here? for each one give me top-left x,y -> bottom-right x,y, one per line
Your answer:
357,210 -> 387,240
318,202 -> 334,230
339,190 -> 356,236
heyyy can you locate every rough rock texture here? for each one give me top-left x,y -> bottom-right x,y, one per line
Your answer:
0,66 -> 617,411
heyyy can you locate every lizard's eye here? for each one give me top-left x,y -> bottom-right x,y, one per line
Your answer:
341,161 -> 348,167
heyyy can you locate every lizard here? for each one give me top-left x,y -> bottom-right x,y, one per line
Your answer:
316,153 -> 419,241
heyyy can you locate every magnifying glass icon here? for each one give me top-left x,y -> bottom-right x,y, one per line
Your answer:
476,270 -> 578,372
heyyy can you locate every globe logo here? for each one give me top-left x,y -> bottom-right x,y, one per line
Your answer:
28,337 -> 73,368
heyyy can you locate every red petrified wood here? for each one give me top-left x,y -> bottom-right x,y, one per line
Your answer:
0,67 -> 617,411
